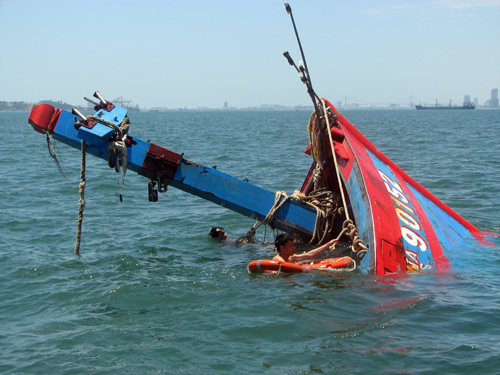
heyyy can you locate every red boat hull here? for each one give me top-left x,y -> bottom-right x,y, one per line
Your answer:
301,99 -> 490,275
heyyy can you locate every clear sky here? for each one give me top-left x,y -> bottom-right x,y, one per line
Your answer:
1,0 -> 499,109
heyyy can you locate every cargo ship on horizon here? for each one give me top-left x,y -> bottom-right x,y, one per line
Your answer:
416,99 -> 475,110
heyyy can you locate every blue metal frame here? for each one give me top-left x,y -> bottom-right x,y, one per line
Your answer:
49,106 -> 318,240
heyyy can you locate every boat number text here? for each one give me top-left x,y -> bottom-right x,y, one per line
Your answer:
378,170 -> 432,271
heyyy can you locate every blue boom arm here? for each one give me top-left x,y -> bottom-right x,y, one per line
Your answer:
28,99 -> 317,240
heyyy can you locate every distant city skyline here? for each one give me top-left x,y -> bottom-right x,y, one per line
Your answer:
2,87 -> 499,111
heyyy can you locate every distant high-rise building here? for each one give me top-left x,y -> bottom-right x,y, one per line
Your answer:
490,89 -> 499,108
464,95 -> 471,104
224,101 -> 228,109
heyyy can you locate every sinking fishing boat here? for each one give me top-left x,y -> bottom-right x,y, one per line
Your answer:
27,90 -> 493,276
26,2 -> 494,276
298,99 -> 492,275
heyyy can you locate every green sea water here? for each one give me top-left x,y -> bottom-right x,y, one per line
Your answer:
1,109 -> 499,374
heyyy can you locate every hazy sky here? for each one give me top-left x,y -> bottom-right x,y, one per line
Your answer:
1,0 -> 499,109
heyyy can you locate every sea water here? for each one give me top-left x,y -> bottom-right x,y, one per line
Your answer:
1,108 -> 499,374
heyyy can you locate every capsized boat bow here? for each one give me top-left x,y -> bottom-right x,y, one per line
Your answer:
279,0 -> 494,275
300,98 -> 493,275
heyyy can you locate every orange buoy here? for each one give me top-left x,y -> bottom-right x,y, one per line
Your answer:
247,257 -> 355,274
247,259 -> 306,273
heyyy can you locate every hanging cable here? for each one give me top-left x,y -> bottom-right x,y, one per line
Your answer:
46,133 -> 67,179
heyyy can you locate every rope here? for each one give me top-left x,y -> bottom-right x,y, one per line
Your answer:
342,219 -> 369,259
277,263 -> 282,275
46,134 -> 67,178
293,189 -> 341,244
321,99 -> 350,222
86,115 -> 123,138
237,191 -> 292,244
74,140 -> 86,256
237,188 -> 342,245
70,116 -> 130,255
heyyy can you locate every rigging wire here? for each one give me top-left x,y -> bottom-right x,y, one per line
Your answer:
46,133 -> 67,179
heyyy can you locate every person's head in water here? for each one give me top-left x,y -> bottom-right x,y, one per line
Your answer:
273,232 -> 337,263
275,233 -> 295,255
209,227 -> 227,241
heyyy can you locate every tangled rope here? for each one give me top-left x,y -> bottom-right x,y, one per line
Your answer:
239,100 -> 368,256
341,219 -> 368,259
237,188 -> 343,245
237,191 -> 292,244
292,188 -> 342,245
106,116 -> 130,176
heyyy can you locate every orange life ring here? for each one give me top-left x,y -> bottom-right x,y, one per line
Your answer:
247,259 -> 306,273
303,257 -> 355,271
247,257 -> 355,274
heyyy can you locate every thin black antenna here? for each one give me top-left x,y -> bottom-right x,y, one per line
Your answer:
283,1 -> 321,108
284,1 -> 311,86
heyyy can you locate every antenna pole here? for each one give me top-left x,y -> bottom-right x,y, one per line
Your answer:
285,2 -> 312,87
283,1 -> 321,109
